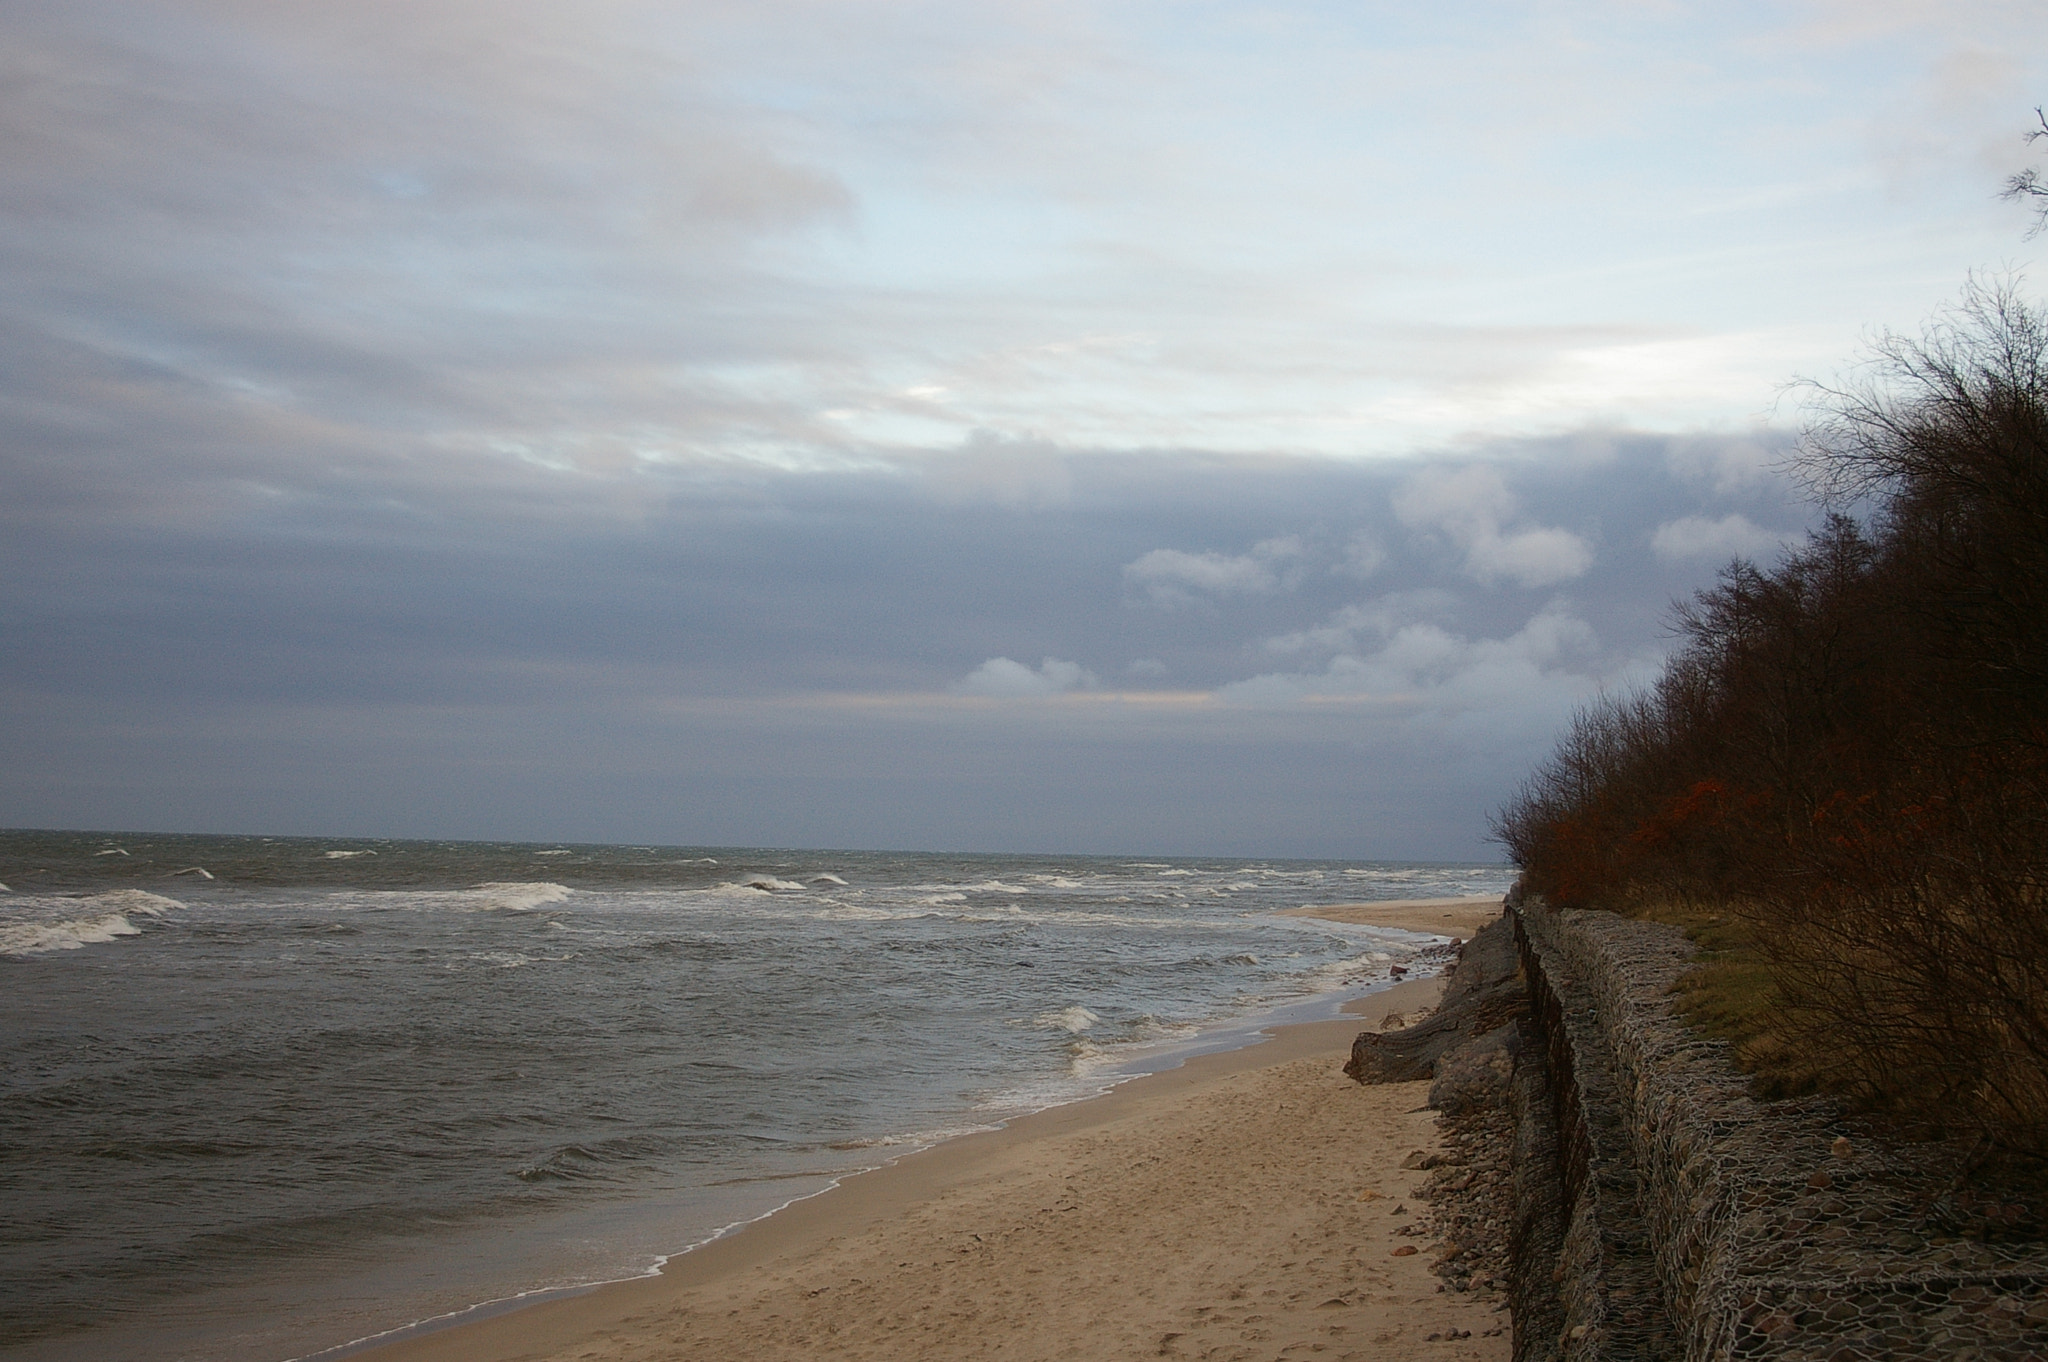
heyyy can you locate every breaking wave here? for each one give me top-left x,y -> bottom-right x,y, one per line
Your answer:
0,890 -> 184,957
1035,1005 -> 1101,1034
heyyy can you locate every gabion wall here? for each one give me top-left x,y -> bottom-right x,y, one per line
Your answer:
1511,896 -> 2048,1362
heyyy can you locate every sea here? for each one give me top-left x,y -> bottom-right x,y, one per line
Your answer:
0,829 -> 1512,1362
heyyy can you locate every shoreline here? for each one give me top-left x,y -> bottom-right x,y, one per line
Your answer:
343,895 -> 1509,1362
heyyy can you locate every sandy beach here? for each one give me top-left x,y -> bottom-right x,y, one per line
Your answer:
1273,895 -> 1505,938
352,897 -> 1509,1362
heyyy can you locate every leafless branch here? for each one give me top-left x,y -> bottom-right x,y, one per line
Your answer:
2001,108 -> 2048,239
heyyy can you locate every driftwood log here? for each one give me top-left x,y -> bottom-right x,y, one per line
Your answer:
1345,912 -> 1526,1095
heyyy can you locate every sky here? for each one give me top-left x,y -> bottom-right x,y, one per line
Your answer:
4,0 -> 2046,860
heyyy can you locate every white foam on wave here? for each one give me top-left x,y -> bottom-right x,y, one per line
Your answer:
95,848 -> 129,856
0,890 -> 183,957
324,850 -> 377,859
464,882 -> 574,912
808,874 -> 849,887
1035,1005 -> 1100,1034
813,903 -> 920,921
534,850 -> 574,857
173,867 -> 214,879
0,913 -> 144,956
737,876 -> 807,892
919,892 -> 967,905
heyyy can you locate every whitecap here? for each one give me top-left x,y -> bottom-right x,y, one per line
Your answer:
465,882 -> 573,912
94,848 -> 129,857
0,913 -> 145,956
324,849 -> 376,859
534,849 -> 574,857
808,874 -> 849,887
1034,1005 -> 1100,1034
92,889 -> 182,914
173,867 -> 214,879
738,876 -> 806,892
0,890 -> 181,958
813,904 -> 921,922
919,892 -> 967,905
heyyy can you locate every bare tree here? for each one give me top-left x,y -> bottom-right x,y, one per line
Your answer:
2001,108 -> 2048,238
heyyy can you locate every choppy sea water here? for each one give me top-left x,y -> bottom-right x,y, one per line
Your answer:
0,830 -> 1511,1362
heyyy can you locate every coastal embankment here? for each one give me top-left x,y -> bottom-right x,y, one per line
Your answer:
348,898 -> 1508,1362
1366,891 -> 2048,1362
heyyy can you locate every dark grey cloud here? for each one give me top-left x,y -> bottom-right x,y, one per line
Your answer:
3,425 -> 1811,857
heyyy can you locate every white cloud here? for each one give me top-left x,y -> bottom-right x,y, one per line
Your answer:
1663,433 -> 1789,494
957,656 -> 1097,697
1123,535 -> 1306,606
1126,657 -> 1168,677
1392,466 -> 1593,588
1649,513 -> 1788,563
1221,602 -> 1603,718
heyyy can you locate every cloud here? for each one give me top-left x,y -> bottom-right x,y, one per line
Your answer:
956,656 -> 1097,697
1337,532 -> 1385,580
1123,536 -> 1306,606
1392,466 -> 1594,588
915,430 -> 1074,506
1220,601 -> 1605,721
1649,513 -> 1789,563
1662,433 -> 1791,494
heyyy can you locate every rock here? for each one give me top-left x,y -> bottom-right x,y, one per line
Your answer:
1391,1245 -> 1419,1256
1808,1169 -> 1833,1189
1831,1136 -> 1854,1159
